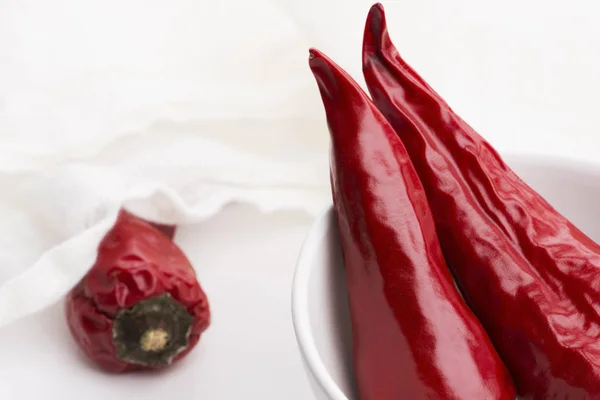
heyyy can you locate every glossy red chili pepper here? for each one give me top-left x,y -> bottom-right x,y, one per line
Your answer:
65,210 -> 210,373
363,4 -> 600,398
309,48 -> 515,399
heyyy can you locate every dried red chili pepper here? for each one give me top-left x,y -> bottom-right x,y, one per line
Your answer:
146,221 -> 176,240
363,4 -> 600,398
65,210 -> 210,373
309,48 -> 514,399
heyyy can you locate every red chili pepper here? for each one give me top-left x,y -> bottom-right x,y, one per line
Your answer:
363,4 -> 600,398
309,48 -> 514,399
146,222 -> 176,240
65,210 -> 210,373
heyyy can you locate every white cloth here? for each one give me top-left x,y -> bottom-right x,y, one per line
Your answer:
0,0 -> 336,328
1,0 -> 600,328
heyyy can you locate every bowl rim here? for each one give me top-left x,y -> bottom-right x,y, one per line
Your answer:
291,153 -> 600,400
291,205 -> 349,400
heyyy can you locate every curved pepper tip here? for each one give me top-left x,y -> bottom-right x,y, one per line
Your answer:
369,2 -> 385,15
363,2 -> 391,63
308,47 -> 368,106
308,48 -> 340,101
308,48 -> 326,63
362,3 -> 396,70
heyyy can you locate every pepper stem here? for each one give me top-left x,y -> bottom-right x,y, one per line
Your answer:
140,328 -> 169,352
112,293 -> 194,367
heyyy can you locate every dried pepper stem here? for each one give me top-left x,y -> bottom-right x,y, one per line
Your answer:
112,293 -> 194,367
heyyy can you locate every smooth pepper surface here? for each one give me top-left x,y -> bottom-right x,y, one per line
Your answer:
363,4 -> 600,398
310,48 -> 515,399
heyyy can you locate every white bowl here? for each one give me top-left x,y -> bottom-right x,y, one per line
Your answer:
291,154 -> 600,400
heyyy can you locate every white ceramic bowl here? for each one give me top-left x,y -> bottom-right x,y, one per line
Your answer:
291,154 -> 600,400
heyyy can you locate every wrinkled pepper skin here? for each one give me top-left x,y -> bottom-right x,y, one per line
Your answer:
363,4 -> 600,398
147,222 -> 176,240
65,210 -> 210,373
310,49 -> 515,400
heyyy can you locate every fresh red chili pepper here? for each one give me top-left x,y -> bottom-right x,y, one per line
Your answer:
309,48 -> 515,399
363,4 -> 600,398
65,209 -> 210,373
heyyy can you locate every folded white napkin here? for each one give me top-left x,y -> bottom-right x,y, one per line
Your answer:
0,0 -> 336,328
